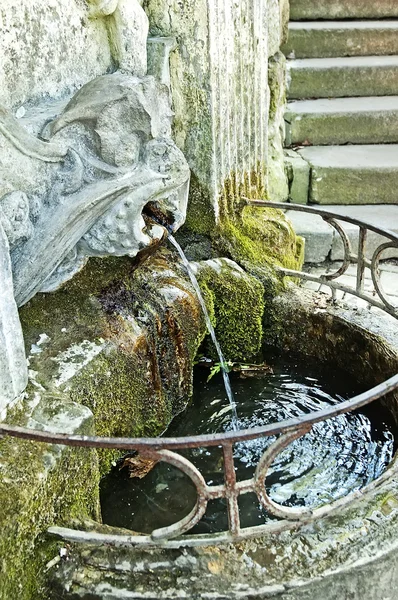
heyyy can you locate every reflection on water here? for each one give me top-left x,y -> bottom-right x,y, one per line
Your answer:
100,354 -> 395,534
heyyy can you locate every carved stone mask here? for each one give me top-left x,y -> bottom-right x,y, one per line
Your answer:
1,73 -> 190,306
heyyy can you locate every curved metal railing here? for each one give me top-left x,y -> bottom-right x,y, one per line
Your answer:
250,200 -> 398,319
1,202 -> 398,548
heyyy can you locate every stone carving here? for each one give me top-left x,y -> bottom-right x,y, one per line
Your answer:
0,71 -> 190,411
0,72 -> 190,307
0,0 -> 192,415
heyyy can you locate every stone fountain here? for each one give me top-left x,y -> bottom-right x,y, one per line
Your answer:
1,1 -> 397,600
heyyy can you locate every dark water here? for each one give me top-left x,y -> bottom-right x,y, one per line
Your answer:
100,354 -> 396,534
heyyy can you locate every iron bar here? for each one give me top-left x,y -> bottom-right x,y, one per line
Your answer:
356,227 -> 367,295
222,443 -> 241,535
1,375 -> 397,450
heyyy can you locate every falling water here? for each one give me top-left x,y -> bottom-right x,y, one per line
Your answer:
168,234 -> 239,430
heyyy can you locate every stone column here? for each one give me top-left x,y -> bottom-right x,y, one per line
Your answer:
0,221 -> 28,417
143,0 -> 270,233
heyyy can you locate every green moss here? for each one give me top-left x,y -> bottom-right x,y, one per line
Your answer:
206,204 -> 303,350
0,397 -> 99,600
69,348 -> 169,474
196,261 -> 265,362
19,256 -> 135,356
214,205 -> 303,272
20,250 -> 207,474
184,174 -> 216,236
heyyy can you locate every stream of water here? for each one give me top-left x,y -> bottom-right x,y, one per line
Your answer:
168,234 -> 239,429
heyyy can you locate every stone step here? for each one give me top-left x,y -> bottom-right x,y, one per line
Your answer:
288,56 -> 398,100
283,21 -> 398,59
286,205 -> 398,263
285,97 -> 398,146
290,0 -> 398,21
296,145 -> 398,205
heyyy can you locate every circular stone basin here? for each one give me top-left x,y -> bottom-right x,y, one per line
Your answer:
100,353 -> 396,534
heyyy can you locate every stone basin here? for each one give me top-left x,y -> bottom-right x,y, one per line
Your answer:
46,284 -> 398,600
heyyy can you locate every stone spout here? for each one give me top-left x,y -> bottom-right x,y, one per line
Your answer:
0,73 -> 190,306
0,70 -> 190,412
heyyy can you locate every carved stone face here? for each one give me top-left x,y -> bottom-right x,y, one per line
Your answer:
1,73 -> 190,306
48,75 -> 190,257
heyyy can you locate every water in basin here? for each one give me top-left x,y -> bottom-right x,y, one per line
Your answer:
100,353 -> 396,534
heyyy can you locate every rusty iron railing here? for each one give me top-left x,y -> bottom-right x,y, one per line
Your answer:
1,202 -> 397,548
250,200 -> 398,319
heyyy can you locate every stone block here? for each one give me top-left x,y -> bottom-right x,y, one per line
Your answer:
268,52 -> 289,202
0,0 -> 111,109
0,393 -> 99,599
289,0 -> 398,20
283,21 -> 398,59
288,56 -> 398,100
285,97 -> 398,146
0,0 -> 150,110
298,145 -> 398,205
284,150 -> 310,204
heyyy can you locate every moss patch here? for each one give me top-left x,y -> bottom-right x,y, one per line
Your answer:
214,205 -> 303,272
195,259 -> 265,362
0,395 -> 99,600
1,248 -> 209,599
183,173 -> 217,236
20,249 -> 207,473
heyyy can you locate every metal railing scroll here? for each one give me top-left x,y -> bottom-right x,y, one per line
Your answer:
0,201 -> 397,549
250,200 -> 398,319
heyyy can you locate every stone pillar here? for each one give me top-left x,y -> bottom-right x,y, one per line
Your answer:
0,221 -> 28,417
143,0 -> 270,233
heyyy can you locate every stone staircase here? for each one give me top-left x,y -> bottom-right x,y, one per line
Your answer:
283,0 -> 398,262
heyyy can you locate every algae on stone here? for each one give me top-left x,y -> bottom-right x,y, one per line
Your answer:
0,394 -> 99,600
215,205 -> 303,272
20,249 -> 207,473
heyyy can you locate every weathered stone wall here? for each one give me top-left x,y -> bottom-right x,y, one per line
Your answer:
267,0 -> 290,202
0,0 -> 111,109
0,250 -> 207,599
0,396 -> 100,600
0,0 -> 150,109
143,0 -> 290,232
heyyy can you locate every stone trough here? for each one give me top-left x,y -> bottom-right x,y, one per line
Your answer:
44,275 -> 398,600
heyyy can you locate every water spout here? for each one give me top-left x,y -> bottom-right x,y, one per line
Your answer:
168,234 -> 239,430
